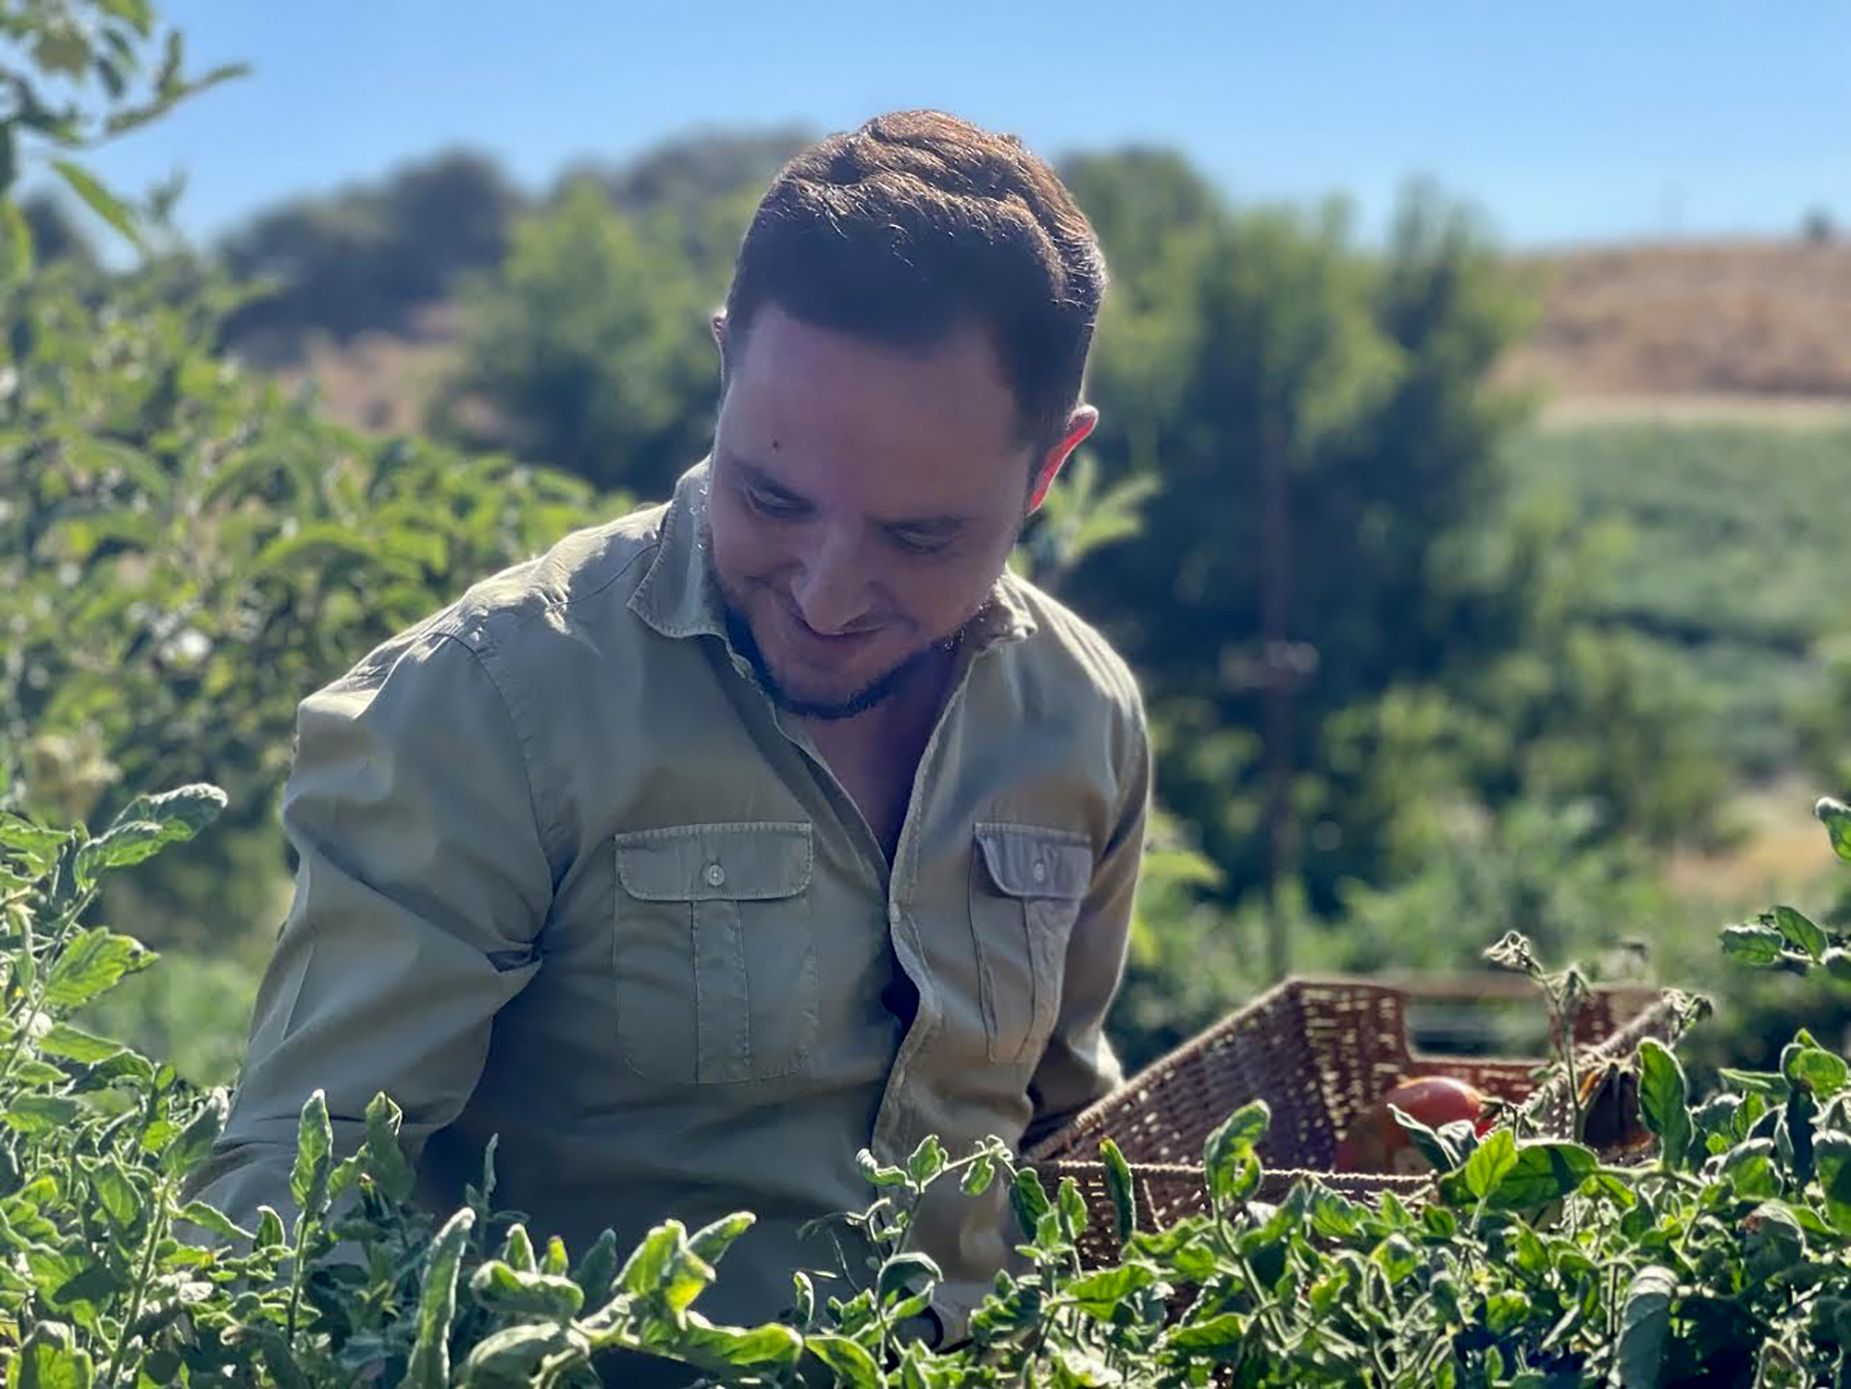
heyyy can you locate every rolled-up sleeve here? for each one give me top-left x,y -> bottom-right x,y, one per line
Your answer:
183,625 -> 554,1229
1022,700 -> 1152,1151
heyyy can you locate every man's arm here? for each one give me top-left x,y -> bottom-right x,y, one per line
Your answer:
1022,701 -> 1152,1152
183,624 -> 554,1229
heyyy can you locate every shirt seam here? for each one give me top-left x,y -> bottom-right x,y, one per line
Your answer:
432,630 -> 558,873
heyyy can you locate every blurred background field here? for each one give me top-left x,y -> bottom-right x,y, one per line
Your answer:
3,1 -> 1848,1094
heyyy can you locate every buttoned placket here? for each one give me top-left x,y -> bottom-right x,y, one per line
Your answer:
714,622 -> 1011,1167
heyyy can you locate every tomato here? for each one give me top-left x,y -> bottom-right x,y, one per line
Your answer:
1331,1075 -> 1487,1174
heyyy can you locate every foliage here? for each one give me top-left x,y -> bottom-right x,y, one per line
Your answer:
10,783 -> 1851,1384
219,148 -> 523,361
1507,424 -> 1851,780
1,0 -> 246,271
434,180 -> 733,495
0,259 -> 604,837
1056,158 -> 1728,966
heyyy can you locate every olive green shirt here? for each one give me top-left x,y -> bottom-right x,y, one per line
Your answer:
189,462 -> 1150,1346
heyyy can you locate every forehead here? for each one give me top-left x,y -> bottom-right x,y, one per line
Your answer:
718,305 -> 1031,510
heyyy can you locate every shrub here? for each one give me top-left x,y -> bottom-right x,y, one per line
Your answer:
7,782 -> 1851,1385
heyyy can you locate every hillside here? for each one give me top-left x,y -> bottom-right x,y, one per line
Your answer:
289,237 -> 1851,435
1497,238 -> 1851,423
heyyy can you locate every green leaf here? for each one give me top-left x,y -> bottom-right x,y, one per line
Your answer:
1817,797 -> 1851,863
688,1211 -> 755,1267
457,1323 -> 577,1388
404,1207 -> 475,1388
1010,1168 -> 1052,1240
1101,1137 -> 1137,1246
876,1251 -> 941,1307
675,1318 -> 803,1371
1389,1105 -> 1463,1173
14,1336 -> 96,1389
961,1153 -> 996,1195
1204,1099 -> 1270,1206
163,1090 -> 227,1176
1772,905 -> 1829,962
1720,923 -> 1786,968
1440,1141 -> 1597,1212
105,784 -> 225,843
5,1095 -> 81,1135
905,1134 -> 946,1186
361,1092 -> 416,1202
50,161 -> 144,251
1615,1265 -> 1676,1388
43,929 -> 153,1008
36,1024 -> 125,1065
1064,1262 -> 1156,1318
1162,1312 -> 1249,1360
572,1228 -> 620,1303
1783,1041 -> 1850,1098
1465,1127 -> 1518,1200
1370,1233 -> 1419,1287
1721,1140 -> 1780,1199
1056,1175 -> 1089,1241
289,1089 -> 333,1218
805,1333 -> 884,1388
174,1200 -> 251,1243
1486,1289 -> 1532,1334
853,1148 -> 910,1189
1637,1040 -> 1694,1169
1813,1131 -> 1851,1236
467,1260 -> 584,1321
617,1221 -> 681,1297
90,1161 -> 141,1231
1719,1067 -> 1790,1101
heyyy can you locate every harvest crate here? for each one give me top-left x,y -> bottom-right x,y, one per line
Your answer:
1025,977 -> 1686,1267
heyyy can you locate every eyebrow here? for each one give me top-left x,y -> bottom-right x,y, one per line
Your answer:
732,456 -> 972,533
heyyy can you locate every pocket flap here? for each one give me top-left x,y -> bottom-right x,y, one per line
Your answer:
615,822 -> 813,901
974,823 -> 1092,901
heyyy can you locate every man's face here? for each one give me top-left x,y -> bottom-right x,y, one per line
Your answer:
705,304 -> 1092,720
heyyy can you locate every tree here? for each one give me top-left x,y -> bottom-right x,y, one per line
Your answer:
435,182 -> 722,495
218,148 -> 522,361
1066,157 -> 1722,975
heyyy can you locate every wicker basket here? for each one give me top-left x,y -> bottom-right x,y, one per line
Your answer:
1025,976 -> 1687,1267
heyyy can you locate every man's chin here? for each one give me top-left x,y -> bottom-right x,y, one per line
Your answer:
755,655 -> 921,722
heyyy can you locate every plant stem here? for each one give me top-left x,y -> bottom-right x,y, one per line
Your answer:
104,1178 -> 170,1389
0,887 -> 94,1092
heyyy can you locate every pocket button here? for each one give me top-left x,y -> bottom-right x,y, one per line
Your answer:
703,862 -> 727,888
1031,860 -> 1048,885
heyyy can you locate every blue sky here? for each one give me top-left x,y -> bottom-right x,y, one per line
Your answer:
65,1 -> 1851,253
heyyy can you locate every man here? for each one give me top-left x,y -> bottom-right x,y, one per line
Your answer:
188,109 -> 1151,1374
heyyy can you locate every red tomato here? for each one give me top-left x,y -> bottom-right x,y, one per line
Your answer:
1331,1076 -> 1487,1174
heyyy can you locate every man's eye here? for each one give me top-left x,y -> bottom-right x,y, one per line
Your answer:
889,530 -> 953,557
745,488 -> 805,519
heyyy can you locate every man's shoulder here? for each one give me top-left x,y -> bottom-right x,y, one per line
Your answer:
338,499 -> 673,686
997,571 -> 1146,734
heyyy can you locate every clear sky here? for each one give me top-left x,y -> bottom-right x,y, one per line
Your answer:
65,0 -> 1851,253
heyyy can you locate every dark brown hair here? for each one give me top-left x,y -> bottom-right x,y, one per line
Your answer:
721,110 -> 1107,456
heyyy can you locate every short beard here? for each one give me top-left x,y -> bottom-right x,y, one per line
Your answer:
720,604 -> 952,721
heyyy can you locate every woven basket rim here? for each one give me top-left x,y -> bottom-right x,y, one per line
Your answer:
1024,976 -> 1672,1164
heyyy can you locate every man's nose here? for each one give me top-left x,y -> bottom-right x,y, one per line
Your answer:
791,530 -> 875,635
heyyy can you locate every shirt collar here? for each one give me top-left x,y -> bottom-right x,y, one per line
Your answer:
628,459 -> 1039,657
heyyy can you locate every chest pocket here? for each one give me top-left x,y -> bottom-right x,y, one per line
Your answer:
612,822 -> 816,1084
969,823 -> 1093,1067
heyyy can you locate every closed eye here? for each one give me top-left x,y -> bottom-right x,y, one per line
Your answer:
741,480 -> 811,521
884,525 -> 958,556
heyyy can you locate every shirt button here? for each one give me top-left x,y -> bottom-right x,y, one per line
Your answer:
703,862 -> 727,888
1032,860 -> 1049,884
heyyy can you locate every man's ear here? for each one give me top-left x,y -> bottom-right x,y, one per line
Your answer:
1029,405 -> 1099,512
